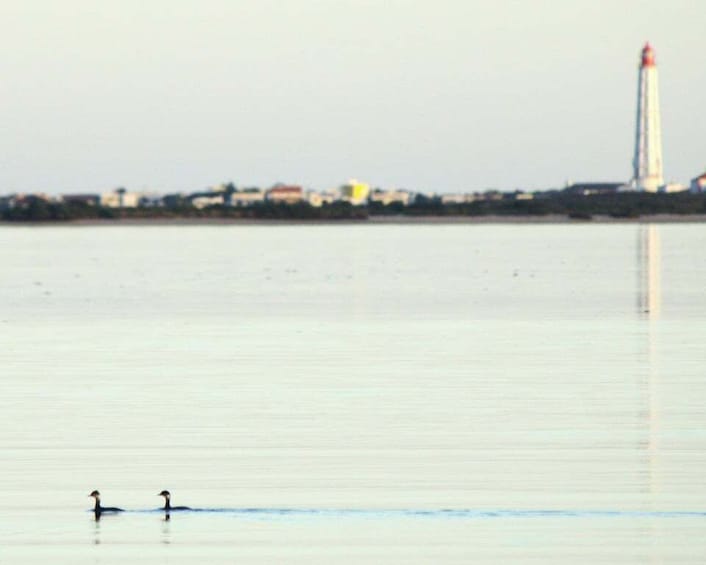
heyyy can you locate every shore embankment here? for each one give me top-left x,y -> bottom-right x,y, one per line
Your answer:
3,214 -> 706,226
368,214 -> 706,224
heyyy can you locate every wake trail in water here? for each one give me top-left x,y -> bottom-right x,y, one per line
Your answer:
123,508 -> 706,519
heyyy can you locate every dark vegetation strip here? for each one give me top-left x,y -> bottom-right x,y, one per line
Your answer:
2,193 -> 706,222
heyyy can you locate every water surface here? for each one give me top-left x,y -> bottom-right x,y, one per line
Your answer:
1,223 -> 705,563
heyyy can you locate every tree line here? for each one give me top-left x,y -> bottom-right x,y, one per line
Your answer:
2,192 -> 706,222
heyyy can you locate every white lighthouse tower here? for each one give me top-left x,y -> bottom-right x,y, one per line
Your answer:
632,42 -> 663,192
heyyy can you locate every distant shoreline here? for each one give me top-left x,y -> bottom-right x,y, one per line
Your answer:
371,214 -> 706,224
2,213 -> 706,226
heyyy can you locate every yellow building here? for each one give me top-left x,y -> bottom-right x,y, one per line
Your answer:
340,179 -> 370,205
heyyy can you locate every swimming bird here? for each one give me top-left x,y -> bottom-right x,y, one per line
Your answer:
89,490 -> 124,514
158,490 -> 191,511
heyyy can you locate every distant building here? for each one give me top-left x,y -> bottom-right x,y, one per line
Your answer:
60,194 -> 100,206
369,189 -> 411,206
231,188 -> 265,207
690,173 -> 706,193
564,182 -> 623,195
138,194 -> 164,207
659,183 -> 688,193
441,193 -> 474,204
101,190 -> 141,208
266,185 -> 304,204
306,191 -> 337,207
162,193 -> 187,208
340,179 -> 370,205
482,191 -> 503,201
190,194 -> 225,208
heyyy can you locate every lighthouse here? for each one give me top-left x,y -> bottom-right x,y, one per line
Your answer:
632,42 -> 664,192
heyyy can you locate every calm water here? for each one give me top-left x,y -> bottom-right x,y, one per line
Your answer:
1,223 -> 705,563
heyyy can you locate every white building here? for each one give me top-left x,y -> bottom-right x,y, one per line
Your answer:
659,183 -> 687,193
306,191 -> 337,207
369,189 -> 411,206
440,193 -> 477,204
191,194 -> 225,208
631,43 -> 664,192
100,190 -> 141,208
231,189 -> 265,206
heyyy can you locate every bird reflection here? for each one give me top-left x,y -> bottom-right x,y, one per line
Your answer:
161,514 -> 172,544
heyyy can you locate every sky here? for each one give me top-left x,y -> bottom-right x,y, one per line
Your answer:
0,0 -> 703,194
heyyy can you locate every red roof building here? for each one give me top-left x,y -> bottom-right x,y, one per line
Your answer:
266,185 -> 304,204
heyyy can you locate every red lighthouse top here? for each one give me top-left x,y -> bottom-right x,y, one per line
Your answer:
641,42 -> 656,67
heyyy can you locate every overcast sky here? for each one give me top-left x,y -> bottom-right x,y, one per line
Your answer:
0,0 -> 703,194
